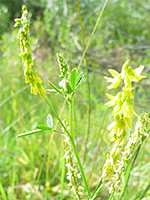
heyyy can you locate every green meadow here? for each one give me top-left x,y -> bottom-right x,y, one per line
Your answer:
0,1 -> 150,199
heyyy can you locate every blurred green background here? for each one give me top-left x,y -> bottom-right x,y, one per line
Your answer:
0,0 -> 150,199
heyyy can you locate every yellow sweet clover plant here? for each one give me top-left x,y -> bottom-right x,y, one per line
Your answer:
14,5 -> 45,98
102,60 -> 149,193
14,5 -> 150,200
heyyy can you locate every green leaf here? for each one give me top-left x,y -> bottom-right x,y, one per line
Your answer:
76,72 -> 83,88
70,68 -> 78,90
48,81 -> 63,96
17,129 -> 43,138
36,125 -> 52,131
47,114 -> 53,128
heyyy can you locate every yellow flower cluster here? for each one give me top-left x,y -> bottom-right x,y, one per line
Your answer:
109,113 -> 150,193
102,60 -> 146,184
14,5 -> 45,99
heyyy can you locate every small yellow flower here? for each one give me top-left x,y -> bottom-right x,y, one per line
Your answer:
104,72 -> 122,90
122,98 -> 134,118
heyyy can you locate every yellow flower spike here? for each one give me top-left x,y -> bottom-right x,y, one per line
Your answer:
103,59 -> 147,192
15,5 -> 46,99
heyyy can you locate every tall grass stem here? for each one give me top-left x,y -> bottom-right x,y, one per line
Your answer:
77,0 -> 108,70
77,0 -> 91,162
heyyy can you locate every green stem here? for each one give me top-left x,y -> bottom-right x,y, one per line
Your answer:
120,141 -> 143,200
44,97 -> 90,197
90,178 -> 103,200
77,0 -> 108,70
69,135 -> 91,197
77,0 -> 91,162
69,101 -> 73,137
60,145 -> 65,200
45,98 -> 69,136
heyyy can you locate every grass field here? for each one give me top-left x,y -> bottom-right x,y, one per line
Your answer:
1,1 -> 150,199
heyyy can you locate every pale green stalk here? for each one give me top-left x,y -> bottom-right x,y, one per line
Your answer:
69,101 -> 73,137
0,180 -> 7,200
90,178 -> 103,200
44,97 -> 91,197
60,145 -> 65,200
139,181 -> 150,199
77,0 -> 108,70
77,0 -> 91,162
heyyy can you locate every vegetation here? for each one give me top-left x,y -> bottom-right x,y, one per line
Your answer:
1,1 -> 150,199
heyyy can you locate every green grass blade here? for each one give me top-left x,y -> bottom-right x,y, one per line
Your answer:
17,129 -> 43,138
60,152 -> 65,200
91,178 -> 103,200
0,110 -> 29,137
138,181 -> 150,200
0,86 -> 29,108
77,0 -> 108,70
0,181 -> 7,200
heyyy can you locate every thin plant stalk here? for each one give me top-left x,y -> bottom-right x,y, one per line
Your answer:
90,178 -> 103,200
85,108 -> 109,167
120,141 -> 143,200
69,101 -> 73,137
44,97 -> 91,197
60,146 -> 65,200
77,0 -> 91,162
77,0 -> 108,70
139,181 -> 150,200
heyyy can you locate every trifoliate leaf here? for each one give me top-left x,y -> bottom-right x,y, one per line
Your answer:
47,114 -> 53,128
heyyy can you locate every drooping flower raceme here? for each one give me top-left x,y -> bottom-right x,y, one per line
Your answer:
102,60 -> 146,188
14,5 -> 45,98
109,113 -> 150,193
